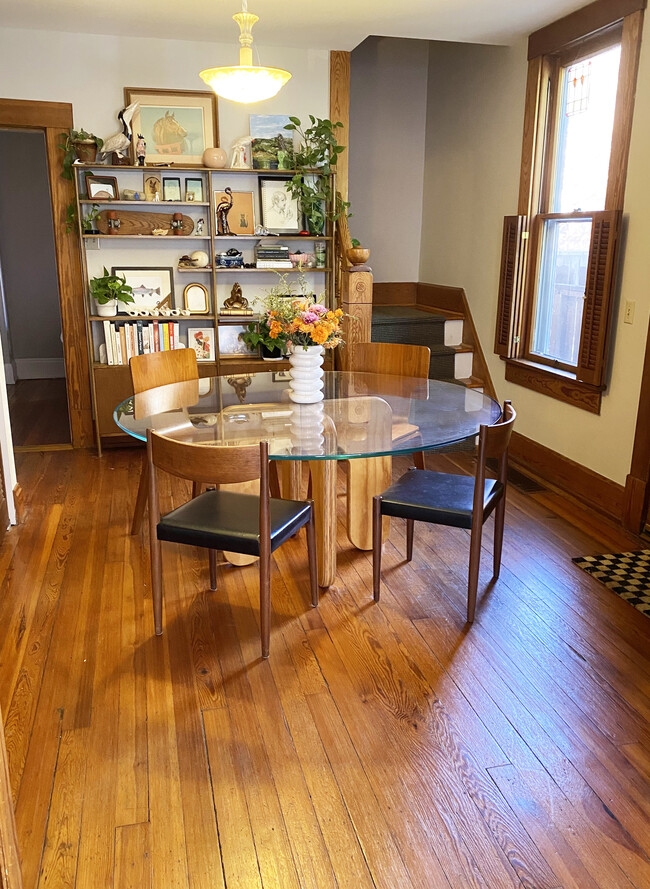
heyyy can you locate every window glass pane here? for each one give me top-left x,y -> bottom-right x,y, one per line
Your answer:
552,45 -> 620,212
531,218 -> 592,365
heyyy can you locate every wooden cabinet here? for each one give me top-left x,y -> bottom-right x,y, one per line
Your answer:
73,164 -> 334,450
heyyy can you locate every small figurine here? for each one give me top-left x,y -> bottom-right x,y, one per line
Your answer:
215,188 -> 234,235
221,282 -> 252,316
97,101 -> 139,162
230,135 -> 252,169
135,133 -> 146,166
196,217 -> 205,235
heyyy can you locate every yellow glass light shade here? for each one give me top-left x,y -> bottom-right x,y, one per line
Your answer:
199,64 -> 291,104
199,3 -> 291,105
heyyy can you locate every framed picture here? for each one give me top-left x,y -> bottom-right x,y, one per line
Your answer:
85,175 -> 119,200
250,114 -> 294,170
183,282 -> 210,315
111,267 -> 174,313
124,87 -> 219,166
185,178 -> 203,202
163,177 -> 182,201
259,177 -> 301,234
188,327 -> 215,361
217,321 -> 257,359
214,190 -> 255,235
272,370 -> 291,382
143,172 -> 162,201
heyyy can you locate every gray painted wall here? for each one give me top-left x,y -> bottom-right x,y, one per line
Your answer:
0,129 -> 64,377
349,36 -> 429,282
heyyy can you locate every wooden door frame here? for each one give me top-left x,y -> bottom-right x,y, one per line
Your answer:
0,98 -> 94,447
623,312 -> 650,530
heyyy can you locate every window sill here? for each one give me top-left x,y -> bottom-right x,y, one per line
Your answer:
503,357 -> 603,413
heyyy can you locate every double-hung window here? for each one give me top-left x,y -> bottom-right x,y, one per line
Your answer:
495,0 -> 644,412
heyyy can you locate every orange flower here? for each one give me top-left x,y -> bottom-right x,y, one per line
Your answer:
269,320 -> 282,338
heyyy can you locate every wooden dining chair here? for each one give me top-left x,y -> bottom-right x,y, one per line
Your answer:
348,341 -> 431,469
372,401 -> 516,622
147,431 -> 318,657
129,349 -> 199,535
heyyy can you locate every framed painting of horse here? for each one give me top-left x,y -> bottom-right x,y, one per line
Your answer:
124,88 -> 219,166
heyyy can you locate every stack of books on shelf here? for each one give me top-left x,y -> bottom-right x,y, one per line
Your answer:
101,319 -> 181,366
255,240 -> 292,269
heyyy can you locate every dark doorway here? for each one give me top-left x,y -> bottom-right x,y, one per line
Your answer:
0,128 -> 71,448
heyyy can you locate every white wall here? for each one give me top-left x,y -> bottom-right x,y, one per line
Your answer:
419,30 -> 650,487
349,36 -> 429,281
0,27 -> 329,160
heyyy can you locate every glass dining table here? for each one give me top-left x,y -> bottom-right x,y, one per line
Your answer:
115,371 -> 501,587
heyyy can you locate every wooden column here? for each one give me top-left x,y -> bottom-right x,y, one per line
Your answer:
0,706 -> 23,889
329,51 -> 350,202
340,259 -> 373,371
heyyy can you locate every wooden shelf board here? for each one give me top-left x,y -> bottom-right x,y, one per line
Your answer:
215,267 -> 331,273
80,200 -> 210,207
178,266 -> 213,272
74,164 -> 325,174
213,235 -> 332,241
89,314 -> 216,322
83,234 -> 211,240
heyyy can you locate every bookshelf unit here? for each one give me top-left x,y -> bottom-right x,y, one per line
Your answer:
73,164 -> 335,450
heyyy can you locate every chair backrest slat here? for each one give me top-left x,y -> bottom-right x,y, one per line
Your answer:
349,343 -> 431,380
130,349 -> 198,394
148,431 -> 262,485
481,401 -> 516,461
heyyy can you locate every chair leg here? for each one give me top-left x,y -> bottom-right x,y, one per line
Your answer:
406,519 -> 414,562
209,549 -> 218,591
150,535 -> 164,635
492,495 -> 506,580
192,481 -> 202,499
259,550 -> 271,658
306,504 -> 319,607
131,454 -> 149,535
372,496 -> 382,602
413,450 -> 426,470
467,519 -> 483,623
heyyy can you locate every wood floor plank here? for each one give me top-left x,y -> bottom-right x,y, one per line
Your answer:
114,822 -> 152,889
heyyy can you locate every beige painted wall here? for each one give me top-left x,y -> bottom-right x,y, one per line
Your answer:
420,29 -> 650,487
349,36 -> 429,281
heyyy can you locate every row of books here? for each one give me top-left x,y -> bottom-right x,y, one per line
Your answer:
102,320 -> 181,366
255,240 -> 292,269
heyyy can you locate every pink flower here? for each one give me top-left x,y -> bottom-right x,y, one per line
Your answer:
312,303 -> 327,315
301,310 -> 318,323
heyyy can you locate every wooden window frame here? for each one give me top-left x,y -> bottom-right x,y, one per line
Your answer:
495,0 -> 645,412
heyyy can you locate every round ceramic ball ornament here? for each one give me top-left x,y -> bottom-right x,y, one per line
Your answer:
191,250 -> 210,268
202,147 -> 228,168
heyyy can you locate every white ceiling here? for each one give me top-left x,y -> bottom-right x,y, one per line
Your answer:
0,0 -> 590,51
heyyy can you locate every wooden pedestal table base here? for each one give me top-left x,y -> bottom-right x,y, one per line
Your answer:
221,479 -> 259,567
347,456 -> 391,550
309,460 -> 337,588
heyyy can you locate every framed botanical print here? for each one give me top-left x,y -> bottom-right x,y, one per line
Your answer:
111,267 -> 174,313
214,190 -> 255,235
259,177 -> 301,234
124,87 -> 219,166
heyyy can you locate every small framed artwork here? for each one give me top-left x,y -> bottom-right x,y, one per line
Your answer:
188,327 -> 215,361
217,321 -> 257,359
143,172 -> 162,201
272,370 -> 291,382
111,267 -> 174,313
259,177 -> 300,234
124,87 -> 219,166
183,282 -> 210,314
185,178 -> 203,202
163,177 -> 182,201
214,190 -> 255,235
85,175 -> 119,201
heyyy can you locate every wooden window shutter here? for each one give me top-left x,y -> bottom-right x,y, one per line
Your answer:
576,209 -> 622,386
495,215 -> 527,358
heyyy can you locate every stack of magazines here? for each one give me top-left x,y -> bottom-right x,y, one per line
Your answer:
255,239 -> 292,269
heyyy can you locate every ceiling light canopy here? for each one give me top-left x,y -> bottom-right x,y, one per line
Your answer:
199,1 -> 292,104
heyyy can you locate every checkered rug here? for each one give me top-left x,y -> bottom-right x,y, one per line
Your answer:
572,550 -> 650,617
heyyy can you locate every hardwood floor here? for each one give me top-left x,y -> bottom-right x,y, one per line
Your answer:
1,447 -> 649,889
6,379 -> 71,447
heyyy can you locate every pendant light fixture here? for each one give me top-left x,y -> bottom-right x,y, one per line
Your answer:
199,0 -> 292,104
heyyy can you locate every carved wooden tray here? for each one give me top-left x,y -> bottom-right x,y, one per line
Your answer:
97,209 -> 195,236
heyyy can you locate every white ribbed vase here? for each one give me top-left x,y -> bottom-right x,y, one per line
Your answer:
288,345 -> 325,404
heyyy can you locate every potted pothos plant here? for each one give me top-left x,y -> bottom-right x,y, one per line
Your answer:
283,116 -> 350,236
90,267 -> 134,317
59,128 -> 104,179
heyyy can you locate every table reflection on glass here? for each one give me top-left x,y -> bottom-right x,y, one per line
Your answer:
115,371 -> 501,587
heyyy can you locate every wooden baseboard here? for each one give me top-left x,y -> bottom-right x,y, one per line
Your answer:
372,282 -> 417,305
509,431 -> 624,521
416,282 -> 466,314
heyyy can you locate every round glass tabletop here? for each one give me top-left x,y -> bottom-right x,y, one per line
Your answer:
114,371 -> 501,461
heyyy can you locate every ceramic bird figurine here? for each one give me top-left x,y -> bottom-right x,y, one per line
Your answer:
216,188 -> 234,235
98,102 -> 139,162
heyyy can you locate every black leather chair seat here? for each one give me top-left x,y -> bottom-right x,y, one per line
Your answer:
380,469 -> 503,529
158,489 -> 311,556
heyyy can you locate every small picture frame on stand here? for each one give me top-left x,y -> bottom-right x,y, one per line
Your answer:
163,177 -> 182,201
